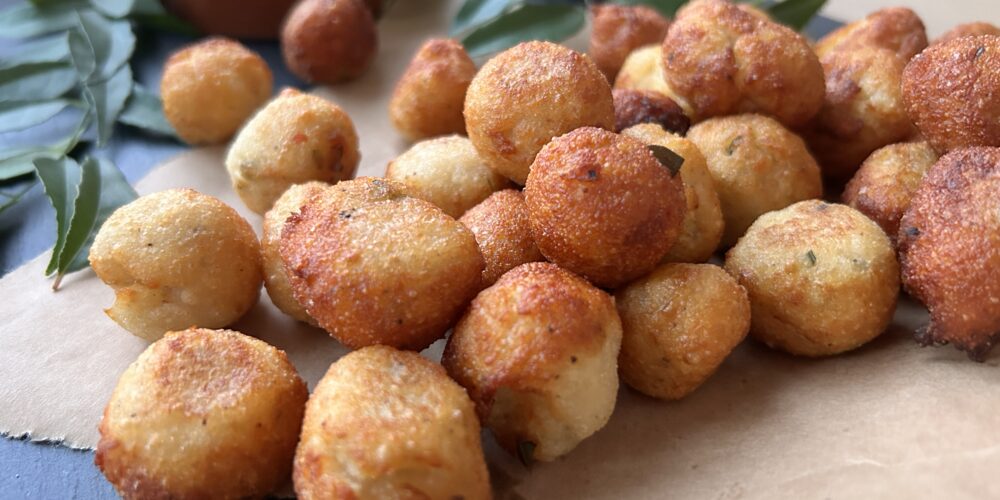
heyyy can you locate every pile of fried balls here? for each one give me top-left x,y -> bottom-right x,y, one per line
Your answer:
89,1 -> 1000,497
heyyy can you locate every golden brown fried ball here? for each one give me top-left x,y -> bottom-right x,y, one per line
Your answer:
687,114 -> 823,248
443,263 -> 622,462
389,38 -> 477,142
524,127 -> 685,288
97,328 -> 308,499
294,346 -> 490,499
814,7 -> 927,61
842,142 -> 937,245
160,38 -> 272,145
464,41 -> 615,185
280,177 -> 483,350
589,4 -> 671,81
89,189 -> 263,341
616,263 -> 749,399
622,123 -> 723,263
902,36 -> 1000,154
281,0 -> 377,84
459,189 -> 544,287
226,88 -> 359,214
612,88 -> 690,134
725,200 -> 899,357
935,22 -> 1000,45
614,45 -> 697,119
161,0 -> 296,39
385,135 -> 511,218
898,147 -> 1000,360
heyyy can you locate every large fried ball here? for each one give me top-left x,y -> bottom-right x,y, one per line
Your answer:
687,114 -> 823,248
814,7 -> 927,61
935,22 -> 1000,45
616,263 -> 749,399
294,346 -> 490,499
898,147 -> 1000,360
589,4 -> 671,82
389,38 -> 477,142
524,127 -> 685,288
89,189 -> 263,341
226,88 -> 359,214
902,36 -> 1000,154
281,0 -> 377,84
96,328 -> 308,499
725,200 -> 899,357
622,123 -> 723,263
459,189 -> 544,287
280,177 -> 483,350
160,38 -> 272,145
385,135 -> 511,218
464,41 -> 615,185
612,88 -> 690,134
443,263 -> 622,462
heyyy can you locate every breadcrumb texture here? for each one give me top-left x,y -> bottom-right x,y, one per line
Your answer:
589,4 -> 670,81
459,189 -> 544,287
814,7 -> 927,61
389,38 -> 477,142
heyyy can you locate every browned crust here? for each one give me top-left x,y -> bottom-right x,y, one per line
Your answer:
589,4 -> 671,81
612,88 -> 690,134
815,7 -> 927,61
459,189 -> 544,286
389,38 -> 476,141
281,0 -> 377,84
935,22 -> 1000,45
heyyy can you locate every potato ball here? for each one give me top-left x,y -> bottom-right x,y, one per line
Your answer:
89,189 -> 263,341
443,263 -> 622,462
280,177 -> 483,350
687,114 -> 823,248
616,263 -> 749,399
614,45 -> 696,119
294,346 -> 490,499
464,41 -> 615,185
226,88 -> 359,214
160,38 -> 272,145
612,88 -> 690,135
814,7 -> 927,61
389,38 -> 477,142
524,127 -> 685,288
96,328 -> 308,499
725,200 -> 900,357
385,135 -> 511,218
281,0 -> 377,84
459,189 -> 544,287
589,4 -> 671,81
898,147 -> 1000,361
936,22 -> 1000,45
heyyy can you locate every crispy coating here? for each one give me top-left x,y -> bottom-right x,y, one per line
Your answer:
459,189 -> 544,287
589,4 -> 671,82
935,22 -> 1000,45
725,200 -> 899,357
226,88 -> 359,214
524,127 -> 685,288
294,346 -> 490,500
385,135 -> 511,218
464,41 -> 615,185
89,189 -> 263,341
280,178 -> 483,350
160,38 -> 272,145
389,38 -> 477,142
612,88 -> 690,134
96,328 -> 308,499
814,7 -> 927,61
897,147 -> 1000,360
614,45 -> 696,118
281,0 -> 377,84
442,263 -> 622,462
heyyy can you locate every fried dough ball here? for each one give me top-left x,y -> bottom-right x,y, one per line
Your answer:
687,114 -> 822,248
936,22 -> 1000,45
226,88 -> 359,214
622,123 -> 723,263
294,346 -> 490,500
589,4 -> 671,82
443,263 -> 622,462
389,38 -> 476,142
385,135 -> 511,218
614,45 -> 697,119
725,200 -> 899,357
524,127 -> 685,288
89,189 -> 263,341
161,0 -> 296,39
160,38 -> 272,145
612,88 -> 690,134
464,41 -> 615,185
813,7 -> 927,61
459,189 -> 544,287
661,0 -> 824,127
898,147 -> 1000,360
280,177 -> 483,350
902,36 -> 1000,154
281,0 -> 377,84
842,142 -> 938,245
96,328 -> 308,499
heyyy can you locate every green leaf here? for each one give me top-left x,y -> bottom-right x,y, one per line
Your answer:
129,0 -> 200,36
608,0 -> 687,17
0,33 -> 71,68
0,113 -> 89,181
0,2 -> 88,38
767,0 -> 827,31
89,0 -> 135,18
461,4 -> 586,58
64,157 -> 137,273
516,441 -> 536,467
73,10 -> 135,81
647,144 -> 684,177
0,63 -> 77,102
83,64 -> 133,147
34,156 -> 83,276
0,180 -> 37,216
450,0 -> 512,37
119,84 -> 177,137
0,100 -> 74,133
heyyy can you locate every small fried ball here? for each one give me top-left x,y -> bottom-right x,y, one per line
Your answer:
385,135 -> 511,218
589,4 -> 671,81
160,38 -> 272,145
814,7 -> 927,61
294,346 -> 490,499
443,263 -> 622,462
89,189 -> 263,341
616,263 -> 749,399
614,44 -> 696,118
524,127 -> 685,288
281,0 -> 377,84
725,200 -> 900,357
898,147 -> 1000,361
935,22 -> 1000,45
612,88 -> 690,134
226,88 -> 359,214
459,189 -> 544,287
161,0 -> 296,39
464,41 -> 615,185
96,328 -> 308,499
389,38 -> 477,142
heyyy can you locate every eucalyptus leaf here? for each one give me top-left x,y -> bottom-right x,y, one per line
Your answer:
0,100 -> 74,133
767,0 -> 827,31
64,157 -> 137,274
462,4 -> 586,57
119,84 -> 177,137
34,156 -> 83,276
0,2 -> 88,39
89,0 -> 135,18
83,64 -> 133,147
450,0 -> 513,37
74,10 -> 135,81
0,33 -> 70,68
0,62 -> 77,102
